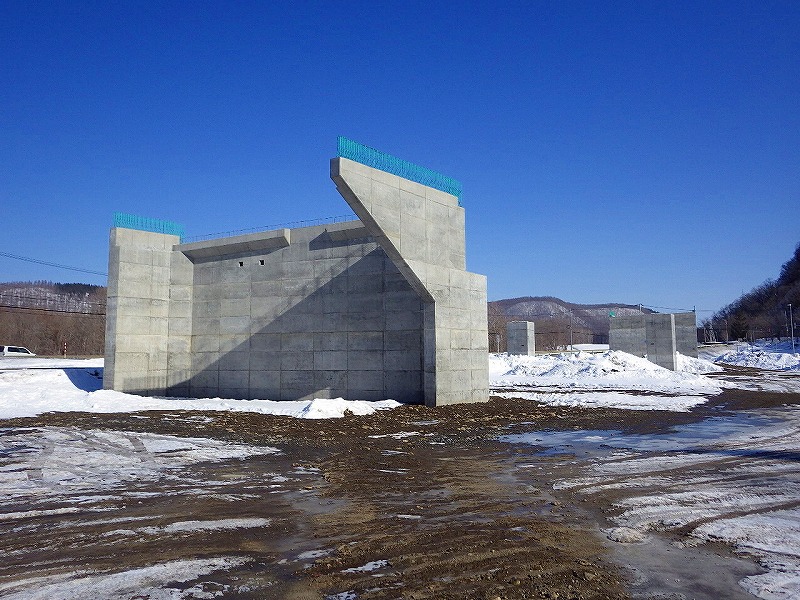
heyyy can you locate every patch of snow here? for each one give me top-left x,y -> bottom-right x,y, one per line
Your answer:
368,431 -> 420,439
326,592 -> 357,600
103,518 -> 272,537
0,428 -> 279,513
495,391 -> 707,412
0,359 -> 400,420
342,560 -> 389,573
297,549 -> 333,560
0,556 -> 249,599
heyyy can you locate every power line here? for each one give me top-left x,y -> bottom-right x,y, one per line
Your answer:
0,251 -> 107,277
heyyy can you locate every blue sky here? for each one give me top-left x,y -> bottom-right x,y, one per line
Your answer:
1,1 -> 797,319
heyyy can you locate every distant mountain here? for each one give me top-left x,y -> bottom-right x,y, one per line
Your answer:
491,296 -> 653,331
711,243 -> 800,341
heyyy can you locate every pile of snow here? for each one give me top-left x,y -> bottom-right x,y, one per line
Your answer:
0,358 -> 399,420
711,342 -> 800,371
490,351 -> 723,394
490,350 -> 725,412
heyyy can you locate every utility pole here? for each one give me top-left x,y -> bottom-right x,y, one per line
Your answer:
790,304 -> 796,353
569,310 -> 574,350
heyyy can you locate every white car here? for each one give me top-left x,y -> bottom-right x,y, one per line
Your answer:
0,345 -> 36,357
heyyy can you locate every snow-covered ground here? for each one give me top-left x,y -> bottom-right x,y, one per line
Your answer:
490,350 -> 726,412
0,425 -> 320,599
2,344 -> 798,420
701,340 -> 800,372
1,349 -> 799,598
0,358 -> 399,419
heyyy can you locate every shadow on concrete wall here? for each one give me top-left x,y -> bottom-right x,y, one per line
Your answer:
167,232 -> 426,404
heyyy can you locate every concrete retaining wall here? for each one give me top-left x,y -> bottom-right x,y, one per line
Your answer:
105,151 -> 488,406
609,311 -> 697,370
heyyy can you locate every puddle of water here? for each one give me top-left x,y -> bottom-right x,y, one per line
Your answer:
613,533 -> 765,600
500,412 -> 782,455
499,408 -> 800,600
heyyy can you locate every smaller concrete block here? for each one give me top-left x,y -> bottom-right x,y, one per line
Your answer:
193,316 -> 220,335
425,186 -> 459,207
507,321 -> 535,355
191,352 -> 218,372
346,293 -> 384,314
450,329 -> 471,350
346,311 -> 385,331
167,336 -> 191,355
385,330 -> 422,351
398,177 -> 428,200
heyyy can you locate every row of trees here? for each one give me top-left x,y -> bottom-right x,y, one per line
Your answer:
0,307 -> 105,356
708,243 -> 800,341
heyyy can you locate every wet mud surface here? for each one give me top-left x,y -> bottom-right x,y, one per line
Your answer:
2,368 -> 799,599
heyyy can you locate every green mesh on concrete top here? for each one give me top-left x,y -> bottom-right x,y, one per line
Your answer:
113,212 -> 185,240
337,136 -> 463,204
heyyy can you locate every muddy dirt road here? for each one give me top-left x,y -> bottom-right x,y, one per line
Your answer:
1,378 -> 799,599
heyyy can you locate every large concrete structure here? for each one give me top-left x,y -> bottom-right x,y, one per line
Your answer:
105,139 -> 488,406
609,311 -> 697,370
507,321 -> 535,355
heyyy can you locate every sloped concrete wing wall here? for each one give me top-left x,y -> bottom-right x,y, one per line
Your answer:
331,157 -> 489,406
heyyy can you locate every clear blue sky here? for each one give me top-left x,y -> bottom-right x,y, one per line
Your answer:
2,1 -> 798,319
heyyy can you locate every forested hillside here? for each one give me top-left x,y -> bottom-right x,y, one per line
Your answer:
710,243 -> 800,341
0,282 -> 106,356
